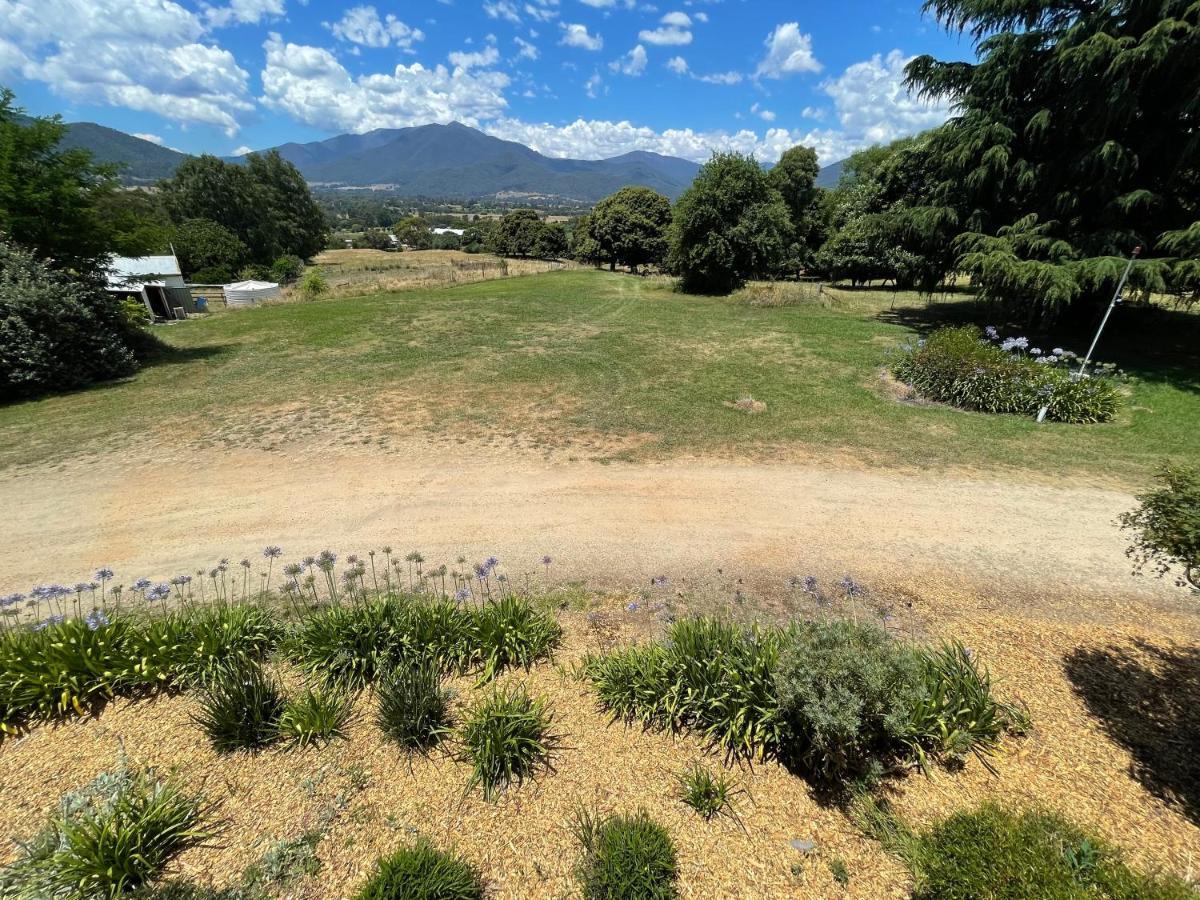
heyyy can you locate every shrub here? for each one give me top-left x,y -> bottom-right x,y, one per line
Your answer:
298,269 -> 327,300
353,841 -> 483,900
0,616 -> 138,725
1119,464 -> 1200,592
277,686 -> 354,747
0,763 -> 207,898
675,763 -> 741,822
775,619 -> 924,784
193,660 -> 285,752
286,598 -> 473,692
857,798 -> 1195,899
376,663 -> 452,753
1,239 -> 141,399
471,596 -> 563,681
583,616 -> 786,759
903,641 -> 1029,771
459,685 -> 557,799
891,326 -> 1120,423
269,255 -> 304,284
573,808 -> 679,900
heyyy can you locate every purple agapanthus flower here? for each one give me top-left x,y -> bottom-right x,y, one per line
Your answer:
484,556 -> 500,571
803,575 -> 818,594
627,601 -> 640,613
85,609 -> 110,631
263,546 -> 283,559
984,325 -> 999,340
839,575 -> 865,598
34,614 -> 65,631
132,577 -> 152,591
95,568 -> 114,581
455,587 -> 471,603
541,555 -> 553,566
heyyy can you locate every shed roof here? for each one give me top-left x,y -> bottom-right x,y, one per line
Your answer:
108,255 -> 183,278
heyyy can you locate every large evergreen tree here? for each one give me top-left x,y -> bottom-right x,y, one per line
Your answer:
587,186 -> 672,273
904,0 -> 1200,321
768,145 -> 823,271
668,153 -> 793,294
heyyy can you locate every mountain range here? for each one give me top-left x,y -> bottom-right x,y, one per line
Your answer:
55,119 -> 845,202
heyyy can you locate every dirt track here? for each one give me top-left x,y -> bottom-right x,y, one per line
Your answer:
1,438 -> 1190,619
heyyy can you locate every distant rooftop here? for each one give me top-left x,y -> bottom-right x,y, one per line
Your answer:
108,255 -> 182,278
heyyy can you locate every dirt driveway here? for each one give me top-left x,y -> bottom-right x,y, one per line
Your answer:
1,437 -> 1190,622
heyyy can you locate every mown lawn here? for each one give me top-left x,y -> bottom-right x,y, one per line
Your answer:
1,269 -> 1196,482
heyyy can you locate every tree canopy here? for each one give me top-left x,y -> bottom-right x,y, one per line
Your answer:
901,0 -> 1200,320
159,152 -> 326,266
488,209 -> 566,259
667,153 -> 793,294
585,186 -> 672,272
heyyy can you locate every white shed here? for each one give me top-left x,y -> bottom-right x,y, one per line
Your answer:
224,280 -> 281,307
106,254 -> 192,319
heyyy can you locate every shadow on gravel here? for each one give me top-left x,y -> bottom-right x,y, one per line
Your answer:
1064,640 -> 1200,825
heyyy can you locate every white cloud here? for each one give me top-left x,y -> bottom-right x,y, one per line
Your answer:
260,32 -> 510,133
231,144 -> 254,155
818,48 -> 950,146
755,22 -> 821,79
665,55 -> 689,75
203,0 -> 285,28
639,12 -> 692,46
584,72 -> 604,98
664,54 -> 741,85
328,6 -> 424,49
751,103 -> 776,122
133,132 -> 164,145
609,44 -> 647,76
483,1 -> 521,23
449,45 -> 501,70
559,22 -> 603,50
0,0 -> 253,134
514,36 -> 539,60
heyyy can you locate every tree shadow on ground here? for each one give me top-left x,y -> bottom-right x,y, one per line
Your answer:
1064,640 -> 1200,824
878,300 -> 1200,393
138,341 -> 231,371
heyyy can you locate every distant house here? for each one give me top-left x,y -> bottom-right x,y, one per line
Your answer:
106,254 -> 193,319
431,227 -> 465,237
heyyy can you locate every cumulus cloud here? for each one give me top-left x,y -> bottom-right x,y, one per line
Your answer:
260,32 -> 510,133
514,36 -> 539,60
327,6 -> 424,49
560,23 -> 603,50
203,0 -> 285,28
639,12 -> 693,46
0,0 -> 253,134
609,44 -> 647,76
133,132 -> 165,144
755,22 -> 821,78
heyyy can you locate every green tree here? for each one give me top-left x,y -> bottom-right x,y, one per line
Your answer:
667,153 -> 793,294
0,89 -> 120,279
0,239 -> 147,399
170,219 -> 248,282
489,209 -> 563,259
393,216 -> 432,250
588,186 -> 672,272
570,213 -> 604,267
904,0 -> 1200,321
245,150 -> 327,261
95,190 -> 173,259
768,145 -> 822,272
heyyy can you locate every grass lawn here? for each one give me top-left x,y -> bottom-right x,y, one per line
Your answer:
1,269 -> 1196,481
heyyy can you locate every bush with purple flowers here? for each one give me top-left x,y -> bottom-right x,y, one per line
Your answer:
892,325 -> 1120,423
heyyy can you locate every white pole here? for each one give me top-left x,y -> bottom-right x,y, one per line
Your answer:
1078,246 -> 1140,379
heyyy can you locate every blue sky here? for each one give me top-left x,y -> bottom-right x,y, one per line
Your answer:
0,0 -> 972,164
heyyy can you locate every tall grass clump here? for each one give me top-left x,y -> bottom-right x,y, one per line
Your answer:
376,663 -> 453,753
471,596 -> 563,681
353,840 -> 483,900
0,763 -> 207,899
132,604 -> 280,688
892,325 -> 1120,423
583,616 -> 787,759
459,685 -> 557,800
573,808 -> 679,900
854,797 -> 1195,899
193,660 -> 285,752
675,763 -> 742,822
277,685 -> 354,747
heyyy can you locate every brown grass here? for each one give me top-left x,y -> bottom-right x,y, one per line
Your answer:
1,585 -> 1197,898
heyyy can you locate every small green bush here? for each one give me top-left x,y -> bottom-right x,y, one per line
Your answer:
459,684 -> 557,799
134,604 -> 280,689
270,255 -> 304,284
277,686 -> 354,747
193,661 -> 285,752
0,763 -> 207,898
583,616 -> 785,759
574,808 -> 679,900
353,840 -> 483,900
891,326 -> 1119,423
675,763 -> 741,821
776,619 -> 924,784
376,663 -> 452,752
298,269 -> 327,300
857,798 -> 1196,899
903,641 -> 1029,770
471,596 -> 563,681
1120,464 -> 1200,592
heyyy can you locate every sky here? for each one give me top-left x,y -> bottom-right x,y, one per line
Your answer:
0,0 -> 974,166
